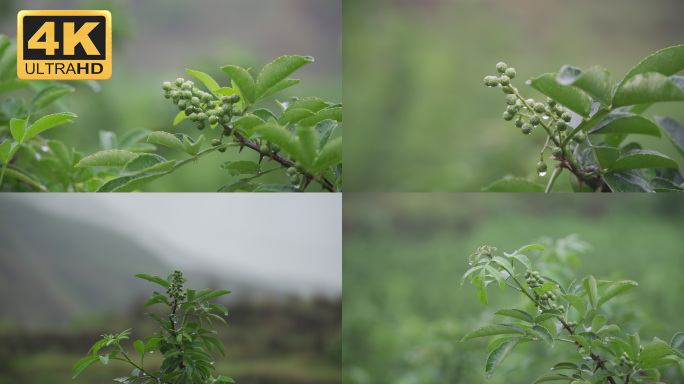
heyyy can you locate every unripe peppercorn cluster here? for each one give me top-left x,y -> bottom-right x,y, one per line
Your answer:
524,270 -> 557,306
618,352 -> 634,367
484,63 -> 572,138
162,79 -> 242,131
166,269 -> 187,303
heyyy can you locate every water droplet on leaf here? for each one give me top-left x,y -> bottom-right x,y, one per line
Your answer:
538,171 -> 547,177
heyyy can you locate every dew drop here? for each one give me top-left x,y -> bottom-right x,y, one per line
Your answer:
542,115 -> 549,120
149,351 -> 154,354
537,171 -> 547,177
41,145 -> 49,152
210,362 -> 214,365
468,261 -> 474,265
35,153 -> 42,161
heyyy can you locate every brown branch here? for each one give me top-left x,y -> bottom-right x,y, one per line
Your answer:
558,318 -> 617,384
220,124 -> 337,192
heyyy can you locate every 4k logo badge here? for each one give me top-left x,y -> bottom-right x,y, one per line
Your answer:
17,10 -> 112,80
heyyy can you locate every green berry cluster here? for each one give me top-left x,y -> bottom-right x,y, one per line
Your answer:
618,352 -> 634,367
524,270 -> 544,288
162,79 -> 242,131
566,321 -> 578,328
166,269 -> 187,303
484,63 -> 572,138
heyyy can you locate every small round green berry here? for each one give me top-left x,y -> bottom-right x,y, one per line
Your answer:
260,144 -> 269,153
505,67 -> 516,79
190,96 -> 200,106
499,75 -> 510,86
496,62 -> 508,73
521,123 -> 533,135
196,112 -> 207,121
211,139 -> 222,146
552,146 -> 563,157
524,270 -> 531,278
556,120 -> 567,132
231,106 -> 242,115
484,75 -> 499,87
174,78 -> 184,87
196,120 -> 205,130
218,146 -> 227,153
529,114 -> 541,126
177,100 -> 187,110
525,98 -> 535,107
555,107 -> 565,117
181,90 -> 192,99
184,107 -> 194,116
290,175 -> 301,185
181,81 -> 193,90
164,91 -> 172,99
533,102 -> 546,114
219,115 -> 229,124
228,94 -> 240,103
272,144 -> 281,153
506,105 -> 519,115
503,111 -> 514,121
189,113 -> 198,121
514,118 -> 524,128
207,100 -> 216,109
286,167 -> 297,176
547,98 -> 556,107
573,131 -> 586,143
537,161 -> 547,175
501,85 -> 515,94
162,82 -> 173,91
208,115 -> 219,125
505,94 -> 518,105
561,112 -> 572,122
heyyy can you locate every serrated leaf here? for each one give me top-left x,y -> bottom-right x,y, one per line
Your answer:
610,149 -> 679,171
588,112 -> 661,137
616,45 -> 684,96
313,136 -> 342,174
182,134 -> 203,156
557,65 -> 613,106
529,73 -> 592,117
655,116 -> 684,157
597,280 -> 638,307
484,177 -> 545,192
0,139 -> 14,162
532,373 -> 571,383
603,169 -> 658,192
254,55 -> 313,102
253,184 -> 301,192
173,111 -> 186,126
121,153 -> 168,174
591,315 -> 607,332
299,106 -> 342,127
135,274 -> 171,288
186,69 -> 220,92
72,356 -> 99,380
30,85 -> 74,110
254,123 -> 300,160
295,125 -> 319,169
315,119 -> 337,150
278,108 -> 314,126
218,178 -> 252,192
147,131 -> 188,153
528,324 -> 554,346
202,289 -> 231,301
288,97 -> 329,112
613,73 -> 684,107
582,275 -> 598,309
495,309 -> 534,323
485,337 -> 522,379
75,150 -> 138,168
551,362 -> 579,371
671,332 -> 684,350
221,65 -> 255,103
232,114 -> 267,136
592,145 -> 620,170
221,160 -> 260,176
639,339 -> 673,361
461,324 -> 525,341
25,112 -> 77,141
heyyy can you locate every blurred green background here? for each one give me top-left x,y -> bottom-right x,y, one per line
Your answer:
0,0 -> 341,191
343,194 -> 684,383
344,0 -> 684,191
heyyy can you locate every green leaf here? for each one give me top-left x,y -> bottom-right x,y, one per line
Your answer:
254,55 -> 313,102
313,136 -> 342,174
598,280 -> 638,307
514,244 -> 546,254
461,324 -> 525,341
96,173 -> 166,192
602,169 -> 658,192
221,65 -> 255,103
591,315 -> 607,332
315,119 -> 337,150
490,256 -> 514,275
0,139 -> 12,163
121,154 -> 169,174
591,145 -> 621,170
582,275 -> 598,309
528,324 -> 554,346
529,73 -> 592,117
10,117 -> 28,144
613,73 -> 684,107
534,310 -> 563,323
485,337 -> 522,379
25,112 -> 77,141
221,160 -> 261,176
477,268 -> 488,306
30,85 -> 74,110
278,108 -> 315,126
296,125 -> 319,169
134,340 -> 144,355
72,356 -> 100,380
76,150 -> 138,168
232,114 -> 268,136
654,116 -> 684,157
186,69 -> 220,92
254,123 -> 300,160
144,338 -> 162,353
628,332 -> 641,359
495,309 -> 534,324
218,178 -> 252,192
299,107 -> 342,127
182,134 -> 203,156
135,273 -> 171,288
288,97 -> 329,113
551,362 -> 579,371
671,332 -> 684,350
173,111 -> 186,126
147,131 -> 188,153
609,149 -> 679,171
484,177 -> 545,192
639,339 -> 673,361
215,375 -> 235,383
616,45 -> 684,96
557,65 -> 613,106
485,265 -> 506,293
588,112 -> 661,137
202,289 -> 231,301
532,374 -> 571,383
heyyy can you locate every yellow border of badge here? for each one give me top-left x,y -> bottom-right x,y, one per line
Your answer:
17,10 -> 112,80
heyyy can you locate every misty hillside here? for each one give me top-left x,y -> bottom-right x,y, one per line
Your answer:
0,197 -> 265,329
